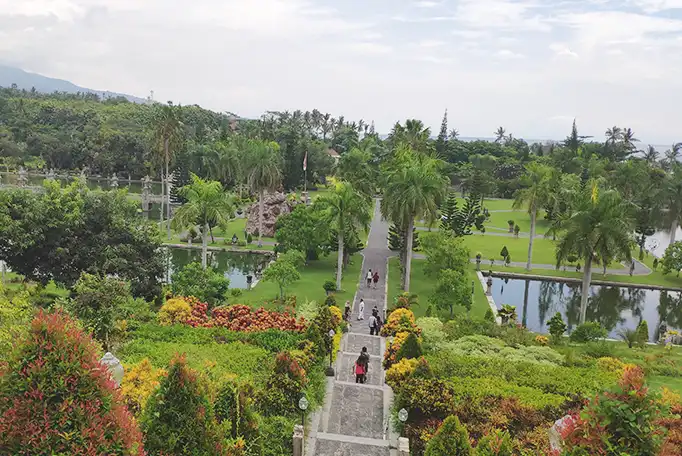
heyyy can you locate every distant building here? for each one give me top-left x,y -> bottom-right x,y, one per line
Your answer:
327,148 -> 340,162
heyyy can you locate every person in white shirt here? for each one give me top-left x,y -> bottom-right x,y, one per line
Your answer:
366,269 -> 373,288
357,298 -> 365,320
369,313 -> 378,335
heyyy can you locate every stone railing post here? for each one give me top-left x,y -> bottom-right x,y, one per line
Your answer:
398,437 -> 409,456
293,424 -> 304,456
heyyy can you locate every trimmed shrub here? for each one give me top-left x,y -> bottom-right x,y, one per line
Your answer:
570,322 -> 607,343
158,297 -> 192,325
246,233 -> 253,244
484,308 -> 496,323
323,280 -> 336,293
475,429 -> 513,456
396,332 -> 424,363
417,317 -> 447,350
329,306 -> 343,328
120,358 -> 167,416
425,304 -> 434,317
381,308 -> 420,337
231,288 -> 243,298
324,294 -> 337,308
258,352 -> 308,417
142,354 -> 227,455
0,310 -> 144,455
424,415 -> 472,456
548,312 -> 567,343
637,320 -> 650,344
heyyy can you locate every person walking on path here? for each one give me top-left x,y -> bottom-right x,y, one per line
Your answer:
369,312 -> 378,336
372,270 -> 379,289
344,300 -> 351,322
354,356 -> 366,384
357,298 -> 365,320
360,347 -> 370,382
366,269 -> 373,288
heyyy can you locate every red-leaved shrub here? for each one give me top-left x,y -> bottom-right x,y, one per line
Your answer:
0,310 -> 144,455
183,302 -> 307,332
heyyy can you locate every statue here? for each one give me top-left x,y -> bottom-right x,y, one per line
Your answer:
110,173 -> 119,189
17,167 -> 27,187
46,169 -> 56,181
141,175 -> 152,214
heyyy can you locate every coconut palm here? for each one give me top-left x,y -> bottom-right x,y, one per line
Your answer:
318,182 -> 372,290
665,167 -> 682,246
494,127 -> 507,143
663,143 -> 682,171
381,145 -> 448,291
245,140 -> 282,247
605,126 -> 623,145
643,145 -> 659,164
152,102 -> 184,240
556,184 -> 634,324
622,127 -> 639,151
337,148 -> 376,199
172,175 -> 234,268
512,162 -> 552,271
448,128 -> 460,140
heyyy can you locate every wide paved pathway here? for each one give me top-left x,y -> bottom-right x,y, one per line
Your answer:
307,199 -> 395,456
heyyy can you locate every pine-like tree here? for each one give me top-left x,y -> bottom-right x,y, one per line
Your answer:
440,192 -> 458,232
424,415 -> 472,456
443,194 -> 486,237
436,109 -> 448,156
170,148 -> 192,204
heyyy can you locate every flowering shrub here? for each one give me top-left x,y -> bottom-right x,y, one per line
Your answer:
120,358 -> 167,416
142,354 -> 228,455
209,305 -> 306,332
259,351 -> 309,416
329,305 -> 343,328
560,366 -> 665,455
534,335 -> 549,346
386,358 -> 419,388
384,331 -> 411,368
381,308 -> 421,337
0,310 -> 144,455
158,297 -> 192,325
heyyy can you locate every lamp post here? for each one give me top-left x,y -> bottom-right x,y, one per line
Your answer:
298,395 -> 309,428
326,329 -> 336,377
100,352 -> 124,387
398,408 -> 408,437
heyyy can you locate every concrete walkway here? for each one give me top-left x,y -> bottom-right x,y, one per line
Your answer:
307,199 -> 395,456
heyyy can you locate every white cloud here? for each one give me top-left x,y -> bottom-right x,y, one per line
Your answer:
347,41 -> 393,54
549,43 -> 579,58
629,0 -> 682,12
414,0 -> 442,7
496,49 -> 524,59
455,0 -> 552,32
416,39 -> 445,48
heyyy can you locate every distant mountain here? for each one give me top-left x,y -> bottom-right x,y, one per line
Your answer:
0,64 -> 148,104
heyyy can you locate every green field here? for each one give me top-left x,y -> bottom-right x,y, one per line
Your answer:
234,253 -> 362,307
460,234 -> 558,266
484,210 -> 550,234
388,258 -> 489,319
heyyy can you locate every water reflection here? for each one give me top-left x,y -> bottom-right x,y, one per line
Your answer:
166,247 -> 271,289
491,277 -> 682,341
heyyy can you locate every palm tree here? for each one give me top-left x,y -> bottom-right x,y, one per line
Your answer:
556,184 -> 634,324
494,127 -> 507,143
643,145 -> 659,164
622,127 -> 639,151
663,143 -> 682,170
337,148 -> 376,199
605,126 -> 623,145
171,175 -> 234,268
381,145 -> 448,291
152,102 -> 183,240
448,129 -> 459,140
513,163 -> 552,271
245,140 -> 282,247
318,182 -> 372,290
665,167 -> 682,246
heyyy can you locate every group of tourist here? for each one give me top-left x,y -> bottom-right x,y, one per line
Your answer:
353,346 -> 370,384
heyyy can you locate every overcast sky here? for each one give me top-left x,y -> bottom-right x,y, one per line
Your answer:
1,0 -> 681,144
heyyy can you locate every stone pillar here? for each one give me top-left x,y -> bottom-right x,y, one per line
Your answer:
17,167 -> 27,187
293,424 -> 304,456
398,437 -> 409,456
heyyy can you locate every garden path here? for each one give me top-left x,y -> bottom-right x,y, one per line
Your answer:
306,199 -> 396,456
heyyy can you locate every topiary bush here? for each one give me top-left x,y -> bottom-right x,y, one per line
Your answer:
637,320 -> 650,344
396,332 -> 424,363
323,280 -> 336,294
570,322 -> 607,343
475,429 -> 513,456
324,294 -> 337,308
158,297 -> 192,325
424,415 -> 472,456
548,312 -> 567,343
142,354 -> 228,455
0,310 -> 144,455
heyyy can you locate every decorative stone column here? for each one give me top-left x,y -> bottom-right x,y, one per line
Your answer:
141,175 -> 152,217
398,437 -> 410,456
293,424 -> 304,456
110,173 -> 119,190
17,167 -> 27,187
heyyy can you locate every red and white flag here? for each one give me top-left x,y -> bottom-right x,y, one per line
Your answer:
303,151 -> 308,171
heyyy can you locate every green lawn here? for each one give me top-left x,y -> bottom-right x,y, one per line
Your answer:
461,234 -> 558,266
480,198 -> 515,211
3,272 -> 70,297
388,258 -> 489,319
484,210 -> 550,234
234,253 -> 362,307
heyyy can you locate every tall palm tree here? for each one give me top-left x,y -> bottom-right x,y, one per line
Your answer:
381,145 -> 448,291
494,127 -> 507,143
246,140 -> 282,247
605,126 -> 623,145
337,148 -> 376,199
448,129 -> 459,140
665,167 -> 682,246
318,182 -> 372,290
556,184 -> 634,324
152,102 -> 183,240
513,163 -> 552,271
663,143 -> 682,171
622,127 -> 639,151
171,175 -> 234,268
643,145 -> 659,164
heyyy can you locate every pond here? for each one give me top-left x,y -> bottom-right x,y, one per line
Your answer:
165,247 -> 271,289
491,277 -> 682,342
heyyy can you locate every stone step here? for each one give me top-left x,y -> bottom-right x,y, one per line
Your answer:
345,333 -> 382,357
336,352 -> 383,386
320,383 -> 385,440
314,434 -> 390,456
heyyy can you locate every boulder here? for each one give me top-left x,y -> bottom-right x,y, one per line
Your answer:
245,192 -> 293,237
